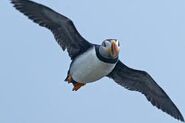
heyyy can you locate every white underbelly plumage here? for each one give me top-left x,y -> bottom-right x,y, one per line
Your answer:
70,47 -> 116,83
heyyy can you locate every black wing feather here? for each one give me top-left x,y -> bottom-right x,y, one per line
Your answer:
108,60 -> 184,122
11,0 -> 92,59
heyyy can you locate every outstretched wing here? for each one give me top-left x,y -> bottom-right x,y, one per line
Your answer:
11,0 -> 92,60
108,60 -> 184,122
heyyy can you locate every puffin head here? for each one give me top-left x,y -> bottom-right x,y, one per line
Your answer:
99,39 -> 120,59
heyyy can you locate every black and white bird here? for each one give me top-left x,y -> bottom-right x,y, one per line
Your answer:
11,0 -> 184,122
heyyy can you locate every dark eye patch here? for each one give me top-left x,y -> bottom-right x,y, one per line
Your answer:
102,41 -> 106,47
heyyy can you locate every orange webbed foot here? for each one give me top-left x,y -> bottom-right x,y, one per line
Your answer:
66,74 -> 73,84
72,82 -> 85,91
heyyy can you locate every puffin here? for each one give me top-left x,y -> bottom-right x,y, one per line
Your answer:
11,0 -> 184,122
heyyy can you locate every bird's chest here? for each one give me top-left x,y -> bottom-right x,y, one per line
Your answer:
69,47 -> 116,83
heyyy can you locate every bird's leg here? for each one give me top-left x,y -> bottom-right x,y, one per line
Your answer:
65,74 -> 85,91
72,82 -> 85,91
65,74 -> 73,84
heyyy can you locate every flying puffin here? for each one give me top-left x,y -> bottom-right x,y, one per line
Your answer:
11,0 -> 184,122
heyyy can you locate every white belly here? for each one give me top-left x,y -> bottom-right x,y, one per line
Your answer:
70,47 -> 116,83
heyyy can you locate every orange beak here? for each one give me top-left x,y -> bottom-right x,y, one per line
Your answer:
111,41 -> 120,58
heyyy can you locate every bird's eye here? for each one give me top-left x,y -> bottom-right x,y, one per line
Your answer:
102,42 -> 106,47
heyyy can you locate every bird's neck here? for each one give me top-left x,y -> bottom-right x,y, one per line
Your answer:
95,45 -> 118,64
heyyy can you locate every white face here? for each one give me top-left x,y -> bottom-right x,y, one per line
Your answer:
100,39 -> 120,58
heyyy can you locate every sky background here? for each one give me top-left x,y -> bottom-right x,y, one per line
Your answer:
0,0 -> 185,123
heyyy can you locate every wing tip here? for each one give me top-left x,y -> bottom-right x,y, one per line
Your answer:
177,114 -> 184,122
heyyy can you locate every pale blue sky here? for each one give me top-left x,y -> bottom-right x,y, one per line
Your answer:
0,0 -> 185,123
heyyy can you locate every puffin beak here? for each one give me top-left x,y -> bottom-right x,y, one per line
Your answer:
111,40 -> 120,58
